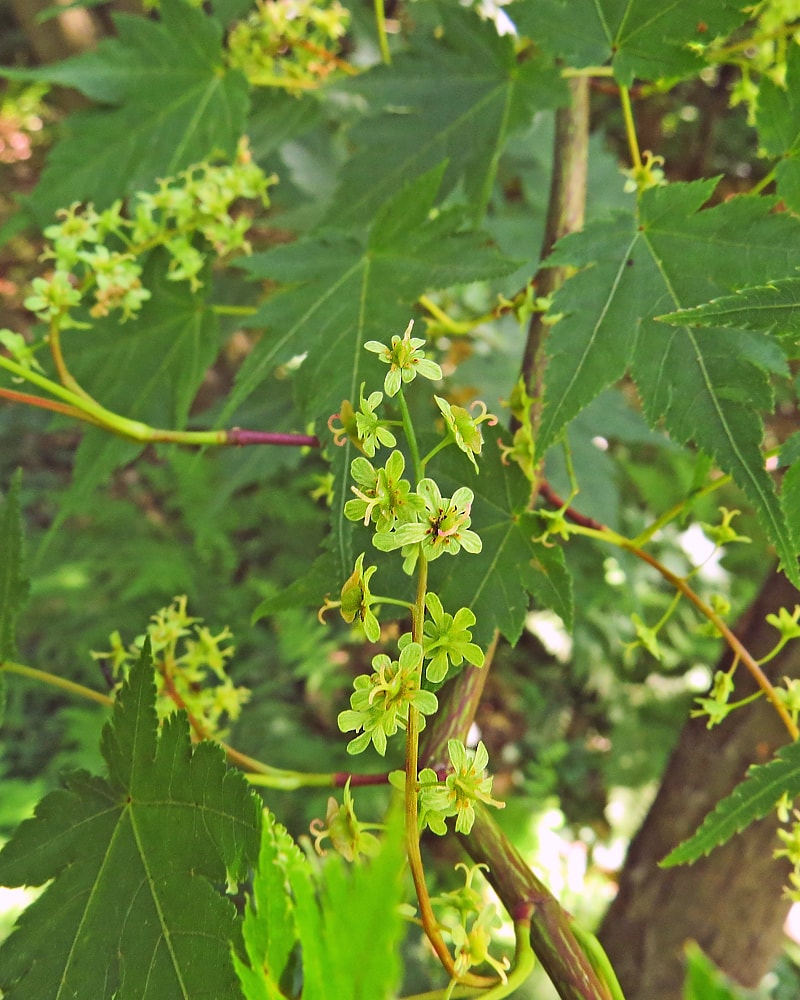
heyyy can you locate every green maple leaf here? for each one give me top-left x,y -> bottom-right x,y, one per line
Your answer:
661,739 -> 800,867
0,469 -> 28,665
538,179 -> 800,583
5,0 -> 248,223
757,44 -> 800,214
235,808 -> 405,1000
658,277 -> 800,341
0,642 -> 262,1000
229,166 -> 517,581
327,3 -> 566,226
511,0 -> 747,85
430,425 -> 573,647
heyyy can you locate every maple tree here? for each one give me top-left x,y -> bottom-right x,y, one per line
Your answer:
1,1 -> 800,999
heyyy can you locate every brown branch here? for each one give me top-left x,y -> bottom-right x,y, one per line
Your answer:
518,75 -> 590,437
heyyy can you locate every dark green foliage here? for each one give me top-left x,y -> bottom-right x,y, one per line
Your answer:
0,643 -> 262,1000
0,469 -> 27,663
539,181 -> 800,583
512,0 -> 748,85
3,1 -> 800,998
10,0 -> 249,223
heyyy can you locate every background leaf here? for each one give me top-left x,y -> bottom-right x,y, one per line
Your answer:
0,469 -> 28,664
658,277 -> 800,343
432,425 -> 573,646
661,739 -> 800,867
53,254 -> 220,518
0,643 -> 262,1000
757,43 -> 800,214
12,0 -> 249,223
511,0 -> 748,85
539,180 -> 800,582
326,3 -> 566,226
230,167 -> 517,581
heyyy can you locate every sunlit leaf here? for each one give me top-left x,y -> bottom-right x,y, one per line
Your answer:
661,739 -> 800,867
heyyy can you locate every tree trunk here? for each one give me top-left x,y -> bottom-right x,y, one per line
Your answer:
599,568 -> 800,999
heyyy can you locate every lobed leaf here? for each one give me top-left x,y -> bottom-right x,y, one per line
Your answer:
12,0 -> 249,223
658,277 -> 800,344
0,642 -> 262,1000
511,0 -> 748,85
661,739 -> 800,867
538,180 -> 800,583
326,3 -> 566,227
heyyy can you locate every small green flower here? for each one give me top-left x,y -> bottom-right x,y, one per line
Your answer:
434,396 -> 496,473
451,903 -> 509,983
339,552 -> 381,642
767,605 -> 800,642
328,398 -> 361,450
700,507 -> 751,547
417,766 -> 455,835
344,450 -> 426,533
79,245 -> 150,320
365,320 -> 443,397
24,271 -> 83,323
690,669 -> 736,729
0,329 -> 44,373
354,383 -> 397,457
445,739 -> 504,835
310,779 -> 381,862
421,592 -> 485,683
415,740 -> 504,836
337,641 -> 437,756
372,477 -> 481,572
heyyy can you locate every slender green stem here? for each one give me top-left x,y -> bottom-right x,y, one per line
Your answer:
374,0 -> 391,64
420,437 -> 452,472
402,554 -> 496,988
561,65 -> 614,78
749,166 -> 777,197
243,768 -> 341,790
397,387 -> 423,482
48,321 -> 93,402
0,660 -> 114,707
400,920 -> 535,1000
563,521 -> 800,741
568,921 -> 624,1000
619,85 -> 642,174
0,355 -> 318,449
630,472 -> 733,547
210,304 -> 259,317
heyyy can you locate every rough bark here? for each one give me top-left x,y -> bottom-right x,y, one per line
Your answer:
599,568 -> 800,999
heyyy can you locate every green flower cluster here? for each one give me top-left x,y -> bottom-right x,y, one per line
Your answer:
92,595 -> 249,738
337,641 -> 438,755
417,740 -> 505,836
25,138 -> 274,327
371,477 -> 482,575
228,0 -> 350,90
